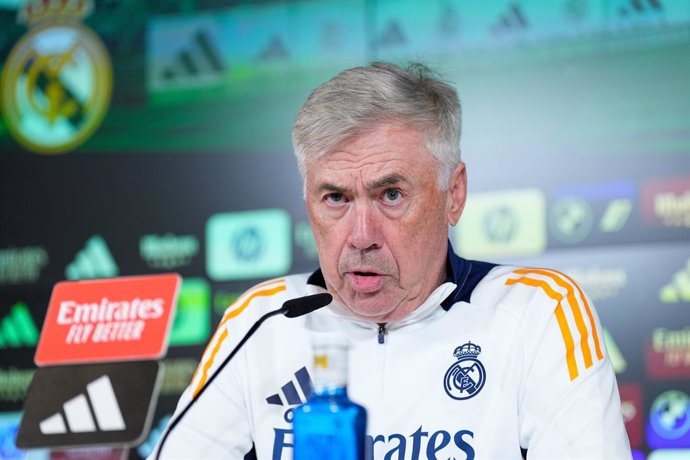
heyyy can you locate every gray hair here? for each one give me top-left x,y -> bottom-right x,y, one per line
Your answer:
292,62 -> 462,189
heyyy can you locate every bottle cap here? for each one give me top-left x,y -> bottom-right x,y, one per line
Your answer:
311,333 -> 349,390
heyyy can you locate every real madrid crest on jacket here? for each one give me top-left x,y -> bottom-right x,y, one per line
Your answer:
444,342 -> 486,401
152,243 -> 631,460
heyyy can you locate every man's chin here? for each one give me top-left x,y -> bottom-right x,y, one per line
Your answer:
342,296 -> 399,322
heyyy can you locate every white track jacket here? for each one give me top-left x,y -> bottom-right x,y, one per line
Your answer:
152,246 -> 631,460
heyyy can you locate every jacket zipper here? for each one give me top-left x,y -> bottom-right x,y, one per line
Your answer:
377,323 -> 387,398
377,323 -> 387,344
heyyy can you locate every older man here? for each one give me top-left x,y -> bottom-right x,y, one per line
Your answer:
153,62 -> 631,459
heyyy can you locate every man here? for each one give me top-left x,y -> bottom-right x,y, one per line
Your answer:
152,62 -> 631,459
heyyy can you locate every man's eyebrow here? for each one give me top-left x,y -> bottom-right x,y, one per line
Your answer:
315,174 -> 407,194
316,183 -> 347,194
367,174 -> 407,189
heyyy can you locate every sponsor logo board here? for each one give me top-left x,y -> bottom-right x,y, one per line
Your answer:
206,209 -> 292,281
159,358 -> 198,397
17,361 -> 160,449
647,328 -> 690,379
147,15 -> 225,93
34,274 -> 179,365
0,302 -> 39,349
0,247 -> 48,285
168,278 -> 210,347
610,0 -> 688,30
659,260 -> 690,304
647,390 -> 690,449
65,236 -> 119,281
0,368 -> 35,406
139,234 -> 199,270
642,176 -> 690,229
549,181 -> 636,245
453,188 -> 546,258
619,383 -> 643,448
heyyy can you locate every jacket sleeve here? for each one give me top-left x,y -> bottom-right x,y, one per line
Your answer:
149,279 -> 289,459
148,362 -> 254,459
507,268 -> 632,459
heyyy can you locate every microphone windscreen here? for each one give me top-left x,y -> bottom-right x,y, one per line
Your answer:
282,293 -> 332,318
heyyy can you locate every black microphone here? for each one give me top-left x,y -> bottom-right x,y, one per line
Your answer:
282,293 -> 332,317
154,293 -> 332,460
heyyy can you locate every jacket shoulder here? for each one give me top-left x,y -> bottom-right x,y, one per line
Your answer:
470,265 -> 593,320
217,274 -> 312,325
472,265 -> 607,383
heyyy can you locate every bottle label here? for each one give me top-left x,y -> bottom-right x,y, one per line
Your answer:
312,344 -> 347,390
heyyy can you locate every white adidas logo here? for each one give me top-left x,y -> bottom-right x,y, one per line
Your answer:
39,375 -> 126,434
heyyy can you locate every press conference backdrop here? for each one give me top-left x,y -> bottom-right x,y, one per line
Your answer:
0,0 -> 688,458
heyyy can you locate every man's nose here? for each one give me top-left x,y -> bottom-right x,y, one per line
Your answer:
348,201 -> 382,251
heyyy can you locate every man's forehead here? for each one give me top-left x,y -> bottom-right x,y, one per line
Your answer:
304,124 -> 437,188
311,163 -> 411,190
366,173 -> 407,189
320,123 -> 428,161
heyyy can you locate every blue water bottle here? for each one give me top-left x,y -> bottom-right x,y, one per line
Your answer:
293,336 -> 367,460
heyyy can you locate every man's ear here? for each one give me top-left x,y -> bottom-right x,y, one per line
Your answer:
446,162 -> 467,226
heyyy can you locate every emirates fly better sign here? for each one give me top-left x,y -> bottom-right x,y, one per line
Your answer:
34,274 -> 180,365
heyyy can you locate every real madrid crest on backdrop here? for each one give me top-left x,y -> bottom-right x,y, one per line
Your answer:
0,0 -> 112,155
444,342 -> 487,401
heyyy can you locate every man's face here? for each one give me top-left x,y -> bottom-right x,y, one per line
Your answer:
305,123 -> 466,323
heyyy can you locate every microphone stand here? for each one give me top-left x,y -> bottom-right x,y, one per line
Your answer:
155,307 -> 284,460
155,293 -> 331,460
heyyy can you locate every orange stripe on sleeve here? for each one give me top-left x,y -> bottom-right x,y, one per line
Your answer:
218,283 -> 287,328
550,269 -> 604,361
515,269 -> 594,369
218,278 -> 286,318
506,276 -> 579,381
190,280 -> 283,383
193,329 -> 227,398
191,282 -> 287,398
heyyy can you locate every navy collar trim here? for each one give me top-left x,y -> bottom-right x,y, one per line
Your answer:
306,241 -> 497,311
306,267 -> 327,289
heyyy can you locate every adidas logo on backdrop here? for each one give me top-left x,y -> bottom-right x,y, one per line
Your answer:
65,235 -> 119,280
0,302 -> 39,348
39,375 -> 125,434
17,361 -> 160,449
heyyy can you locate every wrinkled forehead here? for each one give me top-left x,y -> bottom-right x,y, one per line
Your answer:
305,119 -> 431,161
312,122 -> 430,164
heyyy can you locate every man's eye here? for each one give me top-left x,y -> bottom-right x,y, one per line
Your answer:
383,189 -> 402,203
325,193 -> 344,204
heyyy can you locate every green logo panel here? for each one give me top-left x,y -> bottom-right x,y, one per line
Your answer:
453,188 -> 546,259
169,278 -> 211,347
206,209 -> 292,281
0,302 -> 39,348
